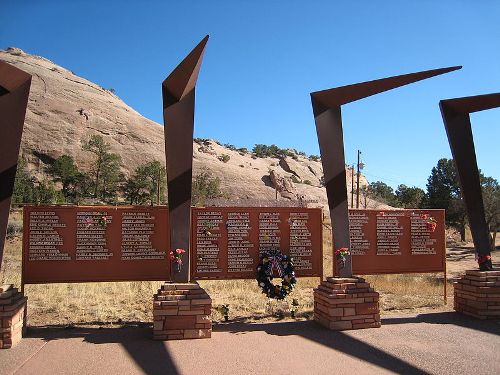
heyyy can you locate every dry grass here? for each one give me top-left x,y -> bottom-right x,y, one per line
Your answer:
0,213 -> 453,327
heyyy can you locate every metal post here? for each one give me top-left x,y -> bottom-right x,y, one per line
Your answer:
444,268 -> 447,305
163,36 -> 209,282
440,93 -> 500,270
0,62 -> 32,271
356,150 -> 361,209
351,164 -> 355,208
310,65 -> 461,278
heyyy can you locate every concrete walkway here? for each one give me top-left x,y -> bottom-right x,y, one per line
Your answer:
1,312 -> 499,375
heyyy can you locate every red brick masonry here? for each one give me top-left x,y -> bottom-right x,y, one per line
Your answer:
0,284 -> 27,349
314,277 -> 381,330
153,282 -> 212,340
454,269 -> 500,319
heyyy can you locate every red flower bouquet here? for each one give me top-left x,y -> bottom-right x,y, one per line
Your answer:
335,247 -> 351,270
421,214 -> 437,232
170,248 -> 186,272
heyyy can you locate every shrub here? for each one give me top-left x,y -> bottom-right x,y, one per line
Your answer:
6,221 -> 22,239
218,154 -> 230,163
192,172 -> 223,206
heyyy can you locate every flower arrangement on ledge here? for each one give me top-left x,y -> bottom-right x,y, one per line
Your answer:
169,248 -> 186,272
421,214 -> 437,232
476,254 -> 493,271
335,247 -> 351,270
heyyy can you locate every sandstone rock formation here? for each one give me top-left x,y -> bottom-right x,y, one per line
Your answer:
0,47 -> 386,211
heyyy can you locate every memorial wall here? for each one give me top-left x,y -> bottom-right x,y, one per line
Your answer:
191,207 -> 323,279
22,205 -> 443,284
23,206 -> 170,283
348,209 -> 446,274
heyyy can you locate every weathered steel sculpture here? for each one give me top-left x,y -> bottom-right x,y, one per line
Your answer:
440,93 -> 500,271
162,36 -> 209,282
310,66 -> 461,277
0,61 -> 31,271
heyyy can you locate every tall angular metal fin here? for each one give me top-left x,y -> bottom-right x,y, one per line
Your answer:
162,36 -> 209,282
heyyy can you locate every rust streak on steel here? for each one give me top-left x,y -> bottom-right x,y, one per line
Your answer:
162,36 -> 209,282
440,93 -> 500,270
310,66 -> 461,277
0,61 -> 31,271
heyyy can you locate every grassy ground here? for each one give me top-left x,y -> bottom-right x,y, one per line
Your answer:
2,211 -> 494,327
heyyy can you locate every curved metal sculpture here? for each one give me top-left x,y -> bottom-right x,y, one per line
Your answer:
440,93 -> 500,271
162,36 -> 209,282
0,61 -> 31,271
310,66 -> 461,277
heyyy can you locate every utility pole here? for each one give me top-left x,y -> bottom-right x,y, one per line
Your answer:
355,150 -> 366,208
356,150 -> 361,208
351,164 -> 355,208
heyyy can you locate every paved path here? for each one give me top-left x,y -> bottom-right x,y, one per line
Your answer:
1,312 -> 499,375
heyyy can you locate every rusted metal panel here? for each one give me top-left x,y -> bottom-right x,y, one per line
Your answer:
191,207 -> 323,280
0,61 -> 31,271
22,205 -> 171,284
348,209 -> 446,275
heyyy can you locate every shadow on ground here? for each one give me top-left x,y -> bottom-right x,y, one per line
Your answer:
214,311 -> 500,375
381,311 -> 500,335
23,312 -> 500,375
27,326 -> 179,375
215,320 -> 430,374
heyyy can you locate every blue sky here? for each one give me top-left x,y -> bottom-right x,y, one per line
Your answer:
2,0 -> 499,189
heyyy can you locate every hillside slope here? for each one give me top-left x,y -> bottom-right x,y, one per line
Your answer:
1,47 -> 386,209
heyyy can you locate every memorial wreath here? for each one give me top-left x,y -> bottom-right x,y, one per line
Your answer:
256,249 -> 297,300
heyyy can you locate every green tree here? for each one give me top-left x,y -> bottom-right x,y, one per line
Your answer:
482,176 -> 500,251
425,158 -> 467,239
12,158 -> 36,204
395,184 -> 425,208
123,161 -> 166,205
192,172 -> 223,206
99,153 -> 123,203
81,135 -> 123,203
252,144 -> 289,159
367,181 -> 400,207
49,155 -> 85,202
35,181 -> 64,204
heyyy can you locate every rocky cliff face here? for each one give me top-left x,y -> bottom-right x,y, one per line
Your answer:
1,48 -> 385,210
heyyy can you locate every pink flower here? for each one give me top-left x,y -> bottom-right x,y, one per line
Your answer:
335,248 -> 351,257
175,248 -> 186,254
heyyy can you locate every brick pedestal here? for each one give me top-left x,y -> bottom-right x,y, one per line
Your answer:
454,270 -> 500,319
1,285 -> 27,349
314,277 -> 381,330
153,282 -> 212,340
